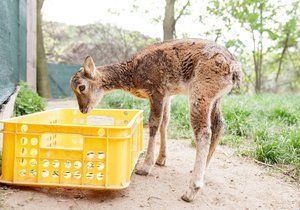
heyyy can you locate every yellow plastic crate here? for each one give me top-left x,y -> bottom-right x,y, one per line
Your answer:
0,108 -> 143,189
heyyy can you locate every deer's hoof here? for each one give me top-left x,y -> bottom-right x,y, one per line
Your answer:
155,156 -> 166,166
135,169 -> 150,176
181,194 -> 194,203
181,184 -> 200,202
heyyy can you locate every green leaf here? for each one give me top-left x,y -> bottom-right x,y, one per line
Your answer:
265,29 -> 278,40
248,13 -> 259,23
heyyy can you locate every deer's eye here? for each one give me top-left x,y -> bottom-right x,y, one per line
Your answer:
79,85 -> 86,92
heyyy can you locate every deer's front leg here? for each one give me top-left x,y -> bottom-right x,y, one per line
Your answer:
136,96 -> 164,175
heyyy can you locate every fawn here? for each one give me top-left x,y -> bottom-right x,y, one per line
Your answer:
70,39 -> 241,202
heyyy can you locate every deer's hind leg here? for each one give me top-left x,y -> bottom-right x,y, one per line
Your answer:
206,99 -> 224,167
156,97 -> 171,166
182,87 -> 216,202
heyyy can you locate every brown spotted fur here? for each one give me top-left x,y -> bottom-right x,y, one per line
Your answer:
70,39 -> 242,202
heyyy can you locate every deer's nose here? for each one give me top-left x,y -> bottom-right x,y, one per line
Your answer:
80,107 -> 88,114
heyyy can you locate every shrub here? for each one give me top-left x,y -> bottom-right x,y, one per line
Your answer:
14,82 -> 46,116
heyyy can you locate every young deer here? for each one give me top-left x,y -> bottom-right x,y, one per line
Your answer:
70,39 -> 241,202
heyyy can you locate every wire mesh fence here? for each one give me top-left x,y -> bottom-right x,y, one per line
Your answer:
47,63 -> 80,98
0,0 -> 27,104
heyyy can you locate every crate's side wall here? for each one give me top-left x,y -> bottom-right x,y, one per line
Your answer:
105,127 -> 131,187
105,111 -> 143,186
137,112 -> 143,156
11,128 -> 86,185
1,123 -> 15,181
128,113 -> 143,181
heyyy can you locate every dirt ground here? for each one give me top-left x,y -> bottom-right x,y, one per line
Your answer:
0,100 -> 299,209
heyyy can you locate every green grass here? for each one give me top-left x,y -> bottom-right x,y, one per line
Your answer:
99,91 -> 300,180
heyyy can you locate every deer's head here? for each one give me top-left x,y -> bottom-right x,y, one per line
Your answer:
70,56 -> 104,114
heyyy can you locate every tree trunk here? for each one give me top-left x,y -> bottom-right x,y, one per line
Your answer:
163,0 -> 176,41
37,0 -> 51,98
254,65 -> 261,93
255,2 -> 264,93
251,30 -> 261,94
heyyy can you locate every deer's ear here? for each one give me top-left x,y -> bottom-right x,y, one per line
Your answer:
83,56 -> 96,78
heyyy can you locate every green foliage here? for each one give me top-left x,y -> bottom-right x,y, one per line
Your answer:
206,0 -> 300,92
223,105 -> 252,137
169,96 -> 192,138
100,91 -> 300,180
14,82 -> 46,116
268,107 -> 298,125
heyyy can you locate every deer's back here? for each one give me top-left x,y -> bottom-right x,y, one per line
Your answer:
130,39 -> 236,96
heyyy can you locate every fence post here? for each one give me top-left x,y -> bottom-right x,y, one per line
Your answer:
26,0 -> 37,91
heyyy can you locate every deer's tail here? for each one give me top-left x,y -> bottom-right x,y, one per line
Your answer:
230,62 -> 242,88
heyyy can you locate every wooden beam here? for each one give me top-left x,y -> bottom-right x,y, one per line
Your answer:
0,87 -> 20,120
26,0 -> 37,90
0,87 -> 20,151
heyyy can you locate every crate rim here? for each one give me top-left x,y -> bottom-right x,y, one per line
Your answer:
0,176 -> 132,190
0,108 -> 144,129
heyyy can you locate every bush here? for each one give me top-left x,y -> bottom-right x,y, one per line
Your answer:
14,82 -> 46,116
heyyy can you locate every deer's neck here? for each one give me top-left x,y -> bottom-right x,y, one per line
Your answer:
98,61 -> 134,91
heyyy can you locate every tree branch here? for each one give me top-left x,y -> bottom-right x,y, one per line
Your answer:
174,0 -> 190,24
275,30 -> 290,83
